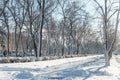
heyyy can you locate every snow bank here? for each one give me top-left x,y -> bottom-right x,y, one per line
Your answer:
0,54 -> 120,80
0,55 -> 98,69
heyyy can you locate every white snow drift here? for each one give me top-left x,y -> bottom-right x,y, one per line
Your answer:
0,55 -> 120,80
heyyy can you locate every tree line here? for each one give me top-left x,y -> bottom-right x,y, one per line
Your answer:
0,0 -> 120,66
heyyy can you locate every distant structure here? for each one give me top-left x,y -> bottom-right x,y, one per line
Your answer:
0,29 -> 6,51
0,27 -> 53,54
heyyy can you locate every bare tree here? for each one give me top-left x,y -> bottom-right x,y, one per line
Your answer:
57,0 -> 68,56
25,0 -> 38,57
37,0 -> 45,57
7,0 -> 27,56
94,0 -> 120,66
2,9 -> 10,57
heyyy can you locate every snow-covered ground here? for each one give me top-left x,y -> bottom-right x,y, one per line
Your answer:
0,55 -> 120,80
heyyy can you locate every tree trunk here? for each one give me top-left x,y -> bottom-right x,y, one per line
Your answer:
7,27 -> 9,57
37,0 -> 45,58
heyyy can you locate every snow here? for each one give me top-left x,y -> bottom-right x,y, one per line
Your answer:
0,55 -> 120,80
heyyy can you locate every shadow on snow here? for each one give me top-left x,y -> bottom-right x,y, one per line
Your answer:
34,56 -> 110,80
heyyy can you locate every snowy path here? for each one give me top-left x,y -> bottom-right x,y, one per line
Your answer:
0,55 -> 120,80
